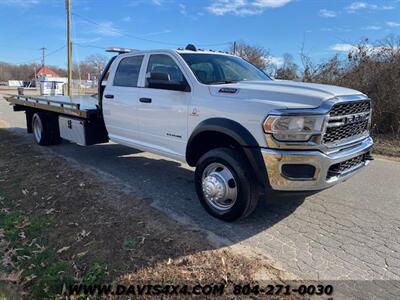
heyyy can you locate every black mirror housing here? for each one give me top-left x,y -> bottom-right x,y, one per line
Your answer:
149,72 -> 170,81
147,72 -> 190,92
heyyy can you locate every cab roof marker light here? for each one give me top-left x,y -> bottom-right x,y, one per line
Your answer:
106,47 -> 135,54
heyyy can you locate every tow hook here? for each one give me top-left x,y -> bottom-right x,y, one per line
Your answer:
365,153 -> 374,161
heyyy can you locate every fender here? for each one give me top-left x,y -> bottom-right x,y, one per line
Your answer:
186,118 -> 269,188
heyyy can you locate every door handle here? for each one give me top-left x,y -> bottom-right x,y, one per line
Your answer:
104,94 -> 114,99
139,97 -> 152,103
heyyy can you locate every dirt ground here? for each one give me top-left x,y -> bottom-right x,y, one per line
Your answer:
371,134 -> 400,159
0,128 -> 290,299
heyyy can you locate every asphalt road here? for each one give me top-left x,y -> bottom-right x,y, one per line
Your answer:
1,95 -> 400,281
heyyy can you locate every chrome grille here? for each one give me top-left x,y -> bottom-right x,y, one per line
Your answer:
323,100 -> 371,145
329,100 -> 371,117
327,153 -> 368,179
323,119 -> 369,143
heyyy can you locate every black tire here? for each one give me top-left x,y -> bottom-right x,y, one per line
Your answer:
32,112 -> 61,146
194,148 -> 260,221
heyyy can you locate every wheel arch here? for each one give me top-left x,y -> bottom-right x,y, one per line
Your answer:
186,118 -> 269,188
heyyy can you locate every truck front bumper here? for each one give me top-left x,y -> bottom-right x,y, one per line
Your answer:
262,137 -> 373,191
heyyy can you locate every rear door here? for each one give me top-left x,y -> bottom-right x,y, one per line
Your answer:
102,54 -> 145,143
137,53 -> 191,159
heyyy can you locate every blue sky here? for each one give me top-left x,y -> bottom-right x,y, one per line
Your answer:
0,0 -> 399,68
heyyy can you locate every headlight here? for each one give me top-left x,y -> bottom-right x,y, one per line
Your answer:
263,115 -> 326,142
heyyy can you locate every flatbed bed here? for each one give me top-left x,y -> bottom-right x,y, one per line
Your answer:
4,94 -> 100,119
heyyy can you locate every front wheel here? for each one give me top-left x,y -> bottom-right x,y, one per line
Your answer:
194,148 -> 260,221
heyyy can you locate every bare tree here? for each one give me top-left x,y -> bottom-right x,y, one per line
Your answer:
84,54 -> 109,78
72,54 -> 109,80
303,37 -> 400,136
275,53 -> 299,80
229,41 -> 270,71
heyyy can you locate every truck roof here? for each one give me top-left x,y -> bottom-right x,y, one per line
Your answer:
107,45 -> 234,57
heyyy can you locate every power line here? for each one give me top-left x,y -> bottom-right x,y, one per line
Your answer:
17,45 -> 66,65
71,12 -> 231,48
74,43 -> 107,50
72,12 -> 181,46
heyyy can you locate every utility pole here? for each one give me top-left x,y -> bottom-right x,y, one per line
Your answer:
40,47 -> 47,67
66,0 -> 72,96
233,41 -> 237,55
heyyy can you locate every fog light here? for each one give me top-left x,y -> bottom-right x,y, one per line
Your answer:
282,164 -> 316,179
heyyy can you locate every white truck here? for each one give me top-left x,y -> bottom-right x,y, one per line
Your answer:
5,45 -> 373,221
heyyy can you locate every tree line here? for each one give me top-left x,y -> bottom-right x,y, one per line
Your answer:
0,54 -> 109,82
231,38 -> 400,137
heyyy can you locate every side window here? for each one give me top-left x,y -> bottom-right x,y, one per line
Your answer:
146,54 -> 185,85
113,55 -> 144,87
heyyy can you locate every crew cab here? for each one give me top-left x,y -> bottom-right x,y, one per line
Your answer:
5,45 -> 374,221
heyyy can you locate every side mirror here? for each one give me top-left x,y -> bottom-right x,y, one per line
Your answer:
148,72 -> 170,81
147,72 -> 189,92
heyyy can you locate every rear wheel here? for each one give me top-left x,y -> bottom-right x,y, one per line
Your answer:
195,148 -> 260,221
32,113 -> 61,146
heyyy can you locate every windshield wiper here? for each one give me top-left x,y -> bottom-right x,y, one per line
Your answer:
211,80 -> 240,85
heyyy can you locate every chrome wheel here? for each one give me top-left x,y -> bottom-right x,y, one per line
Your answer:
33,115 -> 43,143
201,162 -> 238,211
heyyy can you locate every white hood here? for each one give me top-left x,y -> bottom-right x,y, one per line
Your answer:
209,80 -> 365,109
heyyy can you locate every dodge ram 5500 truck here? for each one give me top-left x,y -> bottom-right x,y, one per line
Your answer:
5,45 -> 374,221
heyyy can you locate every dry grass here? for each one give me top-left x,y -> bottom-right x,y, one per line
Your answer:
0,128 -> 287,299
372,134 -> 400,159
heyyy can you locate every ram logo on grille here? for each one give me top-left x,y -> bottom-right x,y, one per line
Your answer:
343,113 -> 370,125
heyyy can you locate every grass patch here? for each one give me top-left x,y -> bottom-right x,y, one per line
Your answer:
0,210 -> 75,299
122,237 -> 143,251
82,262 -> 109,285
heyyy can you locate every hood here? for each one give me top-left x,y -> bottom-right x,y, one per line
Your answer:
208,80 -> 365,109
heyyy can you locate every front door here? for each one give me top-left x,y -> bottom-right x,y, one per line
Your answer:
137,54 -> 191,158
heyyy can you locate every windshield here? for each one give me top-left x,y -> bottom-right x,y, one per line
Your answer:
179,53 -> 271,85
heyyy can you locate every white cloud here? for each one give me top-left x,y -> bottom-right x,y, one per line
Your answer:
252,0 -> 292,8
265,55 -> 284,67
319,9 -> 337,18
122,16 -> 132,22
330,43 -> 358,52
139,29 -> 171,37
0,0 -> 40,7
346,1 -> 369,10
363,25 -> 381,30
95,21 -> 122,37
207,0 -> 292,16
151,0 -> 163,5
346,2 -> 394,12
179,4 -> 187,15
129,0 -> 165,7
320,27 -> 351,33
330,43 -> 399,54
387,21 -> 400,27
